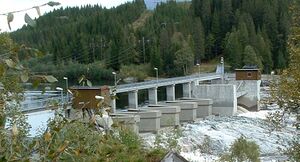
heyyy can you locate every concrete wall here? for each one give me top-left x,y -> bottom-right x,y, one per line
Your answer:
143,105 -> 180,127
128,90 -> 138,109
161,101 -> 197,122
111,113 -> 140,134
119,109 -> 161,132
236,80 -> 261,111
179,98 -> 213,118
192,84 -> 237,116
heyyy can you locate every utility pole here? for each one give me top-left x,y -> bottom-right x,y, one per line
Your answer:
90,37 -> 106,61
196,63 -> 200,78
89,38 -> 96,62
142,37 -> 146,64
154,67 -> 158,84
100,37 -> 103,60
139,37 -> 149,64
220,57 -> 224,84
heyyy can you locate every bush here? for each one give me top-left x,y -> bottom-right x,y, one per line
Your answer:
119,64 -> 151,81
153,127 -> 182,152
286,137 -> 300,161
1,113 -> 166,161
220,136 -> 260,162
200,135 -> 213,154
28,60 -> 114,84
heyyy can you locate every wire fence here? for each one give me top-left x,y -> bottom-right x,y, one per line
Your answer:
21,91 -> 70,113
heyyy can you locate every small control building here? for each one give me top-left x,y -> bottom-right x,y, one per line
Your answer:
235,65 -> 261,80
70,86 -> 110,109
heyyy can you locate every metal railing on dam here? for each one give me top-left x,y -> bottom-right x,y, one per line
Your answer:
21,91 -> 68,113
116,73 -> 222,93
20,73 -> 222,112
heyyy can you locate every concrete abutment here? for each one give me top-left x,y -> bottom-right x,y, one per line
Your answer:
192,84 -> 237,116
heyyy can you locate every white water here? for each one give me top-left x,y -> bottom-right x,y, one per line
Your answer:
141,87 -> 297,162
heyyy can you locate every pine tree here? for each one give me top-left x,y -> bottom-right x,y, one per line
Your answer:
9,0 -> 291,77
263,5 -> 279,68
242,13 -> 256,46
159,27 -> 172,74
255,33 -> 273,73
171,32 -> 194,75
192,17 -> 205,63
150,40 -> 162,72
201,0 -> 212,35
220,0 -> 233,37
211,9 -> 221,57
243,45 -> 262,68
237,20 -> 249,48
205,33 -> 215,60
225,31 -> 243,69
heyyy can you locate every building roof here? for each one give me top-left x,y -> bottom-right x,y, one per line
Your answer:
235,69 -> 260,71
235,65 -> 260,71
160,151 -> 189,162
242,65 -> 259,69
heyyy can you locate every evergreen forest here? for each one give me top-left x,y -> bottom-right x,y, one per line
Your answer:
10,0 -> 291,83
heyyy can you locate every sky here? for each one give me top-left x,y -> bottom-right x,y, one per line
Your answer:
0,0 -> 133,32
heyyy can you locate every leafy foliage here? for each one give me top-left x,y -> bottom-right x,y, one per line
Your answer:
199,135 -> 213,154
153,128 -> 182,152
119,63 -> 151,81
285,137 -> 300,162
2,111 -> 166,161
271,0 -> 300,130
270,1 -> 300,161
32,117 -> 156,161
0,33 -> 52,129
220,136 -> 260,162
0,33 -> 58,161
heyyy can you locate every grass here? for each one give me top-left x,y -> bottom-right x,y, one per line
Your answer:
192,58 -> 232,74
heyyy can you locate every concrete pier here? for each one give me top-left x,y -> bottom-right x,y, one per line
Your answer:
192,84 -> 237,116
128,90 -> 138,109
161,101 -> 197,122
111,113 -> 140,134
166,84 -> 175,101
110,97 -> 116,113
148,87 -> 158,104
182,82 -> 191,98
144,105 -> 180,127
179,98 -> 213,118
119,109 -> 161,133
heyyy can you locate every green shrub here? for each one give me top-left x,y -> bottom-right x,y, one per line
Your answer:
286,137 -> 300,161
200,135 -> 213,154
1,114 -> 167,162
28,60 -> 114,84
220,136 -> 260,162
146,148 -> 167,162
120,64 -> 151,81
153,128 -> 182,152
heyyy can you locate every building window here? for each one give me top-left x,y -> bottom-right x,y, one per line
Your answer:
247,72 -> 252,78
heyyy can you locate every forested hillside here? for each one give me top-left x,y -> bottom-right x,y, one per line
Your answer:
11,0 -> 291,82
